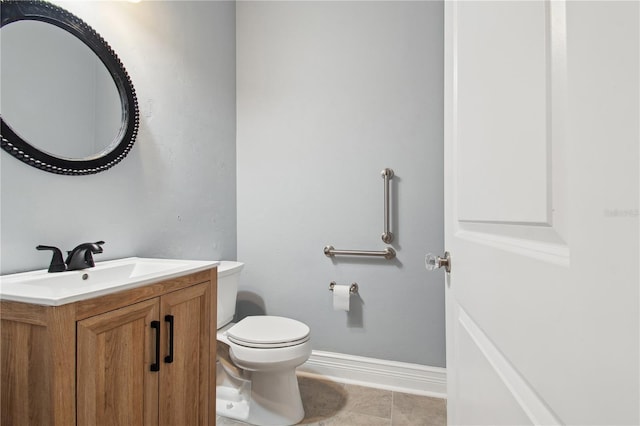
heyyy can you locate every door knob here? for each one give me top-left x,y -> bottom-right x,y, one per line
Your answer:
425,252 -> 451,273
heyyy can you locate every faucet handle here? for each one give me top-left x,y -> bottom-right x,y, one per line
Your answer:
36,245 -> 67,273
82,241 -> 105,267
87,241 -> 104,254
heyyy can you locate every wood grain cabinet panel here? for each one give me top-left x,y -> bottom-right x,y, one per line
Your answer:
77,298 -> 159,426
159,283 -> 210,426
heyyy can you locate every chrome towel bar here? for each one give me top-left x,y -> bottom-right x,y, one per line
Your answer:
324,245 -> 396,260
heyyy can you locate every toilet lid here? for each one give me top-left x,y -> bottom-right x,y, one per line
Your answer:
226,316 -> 310,348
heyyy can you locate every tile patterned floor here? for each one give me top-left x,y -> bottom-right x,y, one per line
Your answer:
216,375 -> 446,426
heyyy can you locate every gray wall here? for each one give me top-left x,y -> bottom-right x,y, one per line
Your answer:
0,1 -> 237,274
236,1 -> 445,367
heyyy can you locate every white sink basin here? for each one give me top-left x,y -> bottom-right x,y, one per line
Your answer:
0,257 -> 219,306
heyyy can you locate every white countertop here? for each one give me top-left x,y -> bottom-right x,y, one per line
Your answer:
0,257 -> 219,306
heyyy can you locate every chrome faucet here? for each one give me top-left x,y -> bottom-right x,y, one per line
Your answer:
65,241 -> 105,271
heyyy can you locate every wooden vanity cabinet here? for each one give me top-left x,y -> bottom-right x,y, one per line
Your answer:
1,267 -> 217,426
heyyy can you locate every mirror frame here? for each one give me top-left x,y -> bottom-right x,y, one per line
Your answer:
0,0 -> 139,175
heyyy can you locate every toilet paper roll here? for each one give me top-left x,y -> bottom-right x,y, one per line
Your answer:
332,285 -> 351,311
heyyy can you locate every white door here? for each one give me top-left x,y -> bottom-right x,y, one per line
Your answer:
443,1 -> 639,425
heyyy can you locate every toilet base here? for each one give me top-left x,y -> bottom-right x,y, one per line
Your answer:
248,369 -> 305,426
217,368 -> 304,426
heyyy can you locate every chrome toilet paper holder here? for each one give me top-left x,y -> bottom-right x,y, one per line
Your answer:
329,281 -> 359,294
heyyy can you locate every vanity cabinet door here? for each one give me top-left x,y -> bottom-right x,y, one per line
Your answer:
77,298 -> 160,426
159,282 -> 211,426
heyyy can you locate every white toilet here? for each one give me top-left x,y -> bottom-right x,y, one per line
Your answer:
216,261 -> 311,426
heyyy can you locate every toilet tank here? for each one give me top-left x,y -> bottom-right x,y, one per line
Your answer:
217,261 -> 244,329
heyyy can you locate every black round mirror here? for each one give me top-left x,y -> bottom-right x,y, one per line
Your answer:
0,0 -> 139,175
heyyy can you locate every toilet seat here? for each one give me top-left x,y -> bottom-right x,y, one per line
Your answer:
226,316 -> 310,349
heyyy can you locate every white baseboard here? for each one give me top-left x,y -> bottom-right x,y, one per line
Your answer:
297,350 -> 447,399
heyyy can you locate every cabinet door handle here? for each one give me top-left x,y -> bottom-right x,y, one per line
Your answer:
164,315 -> 174,364
150,320 -> 160,372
